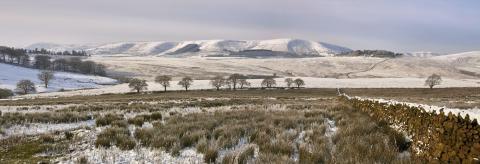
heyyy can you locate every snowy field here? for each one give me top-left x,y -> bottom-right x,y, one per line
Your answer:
0,63 -> 118,93
14,77 -> 480,99
88,51 -> 480,80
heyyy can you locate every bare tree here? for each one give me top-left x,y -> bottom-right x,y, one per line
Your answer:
284,78 -> 294,88
53,58 -> 68,71
128,78 -> 148,93
228,73 -> 243,90
38,70 -> 55,88
261,77 -> 276,88
224,79 -> 232,90
155,75 -> 172,92
210,76 -> 225,91
239,79 -> 251,89
16,80 -> 36,94
425,74 -> 442,89
34,55 -> 52,70
294,78 -> 305,88
178,77 -> 193,91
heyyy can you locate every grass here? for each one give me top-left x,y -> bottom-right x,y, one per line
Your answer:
95,113 -> 123,127
39,134 -> 55,143
95,126 -> 136,150
0,111 -> 91,126
0,88 -> 340,106
238,146 -> 256,163
131,102 -> 414,163
0,135 -> 69,163
76,156 -> 88,164
0,88 -> 449,163
127,112 -> 163,126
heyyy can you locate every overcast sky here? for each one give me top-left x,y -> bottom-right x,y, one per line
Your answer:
0,0 -> 479,53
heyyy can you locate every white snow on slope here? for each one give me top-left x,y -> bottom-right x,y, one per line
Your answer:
15,77 -> 480,99
27,39 -> 352,57
87,53 -> 479,81
404,51 -> 444,58
26,42 -> 101,52
0,63 -> 117,93
433,51 -> 480,76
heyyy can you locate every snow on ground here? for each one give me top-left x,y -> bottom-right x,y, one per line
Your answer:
89,53 -> 479,81
15,77 -> 480,99
0,104 -> 74,113
0,120 -> 95,139
350,96 -> 480,121
216,137 -> 259,163
0,63 -> 117,93
63,147 -> 204,164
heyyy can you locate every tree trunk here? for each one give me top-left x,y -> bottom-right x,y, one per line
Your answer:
164,86 -> 167,92
216,87 -> 219,91
185,86 -> 188,91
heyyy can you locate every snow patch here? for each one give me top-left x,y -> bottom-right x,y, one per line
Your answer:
1,120 -> 95,139
0,63 -> 117,93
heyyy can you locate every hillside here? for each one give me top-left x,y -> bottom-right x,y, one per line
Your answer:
0,63 -> 117,93
432,51 -> 480,77
86,51 -> 479,80
27,39 -> 352,57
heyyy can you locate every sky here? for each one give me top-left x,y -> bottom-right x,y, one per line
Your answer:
0,0 -> 479,53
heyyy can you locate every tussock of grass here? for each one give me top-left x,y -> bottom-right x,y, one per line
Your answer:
127,112 -> 163,127
39,134 -> 55,143
128,116 -> 145,127
95,114 -> 123,127
95,126 -> 136,150
76,156 -> 89,164
222,152 -> 235,164
238,146 -> 255,164
64,131 -> 74,140
203,145 -> 219,163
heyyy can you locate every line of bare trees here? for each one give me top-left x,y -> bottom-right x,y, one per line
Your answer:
2,73 -> 443,97
32,56 -> 106,76
0,47 -> 106,76
128,74 -> 307,93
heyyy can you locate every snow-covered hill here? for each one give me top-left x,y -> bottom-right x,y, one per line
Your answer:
27,39 -> 352,57
432,51 -> 480,77
404,51 -> 445,57
27,42 -> 101,52
0,63 -> 118,93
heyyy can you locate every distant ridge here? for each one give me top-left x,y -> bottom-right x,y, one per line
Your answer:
26,38 -> 352,57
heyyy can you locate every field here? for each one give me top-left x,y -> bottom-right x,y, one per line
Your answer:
88,53 -> 480,80
0,88 -> 478,163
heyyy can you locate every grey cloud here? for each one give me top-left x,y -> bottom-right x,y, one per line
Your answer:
0,0 -> 479,53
